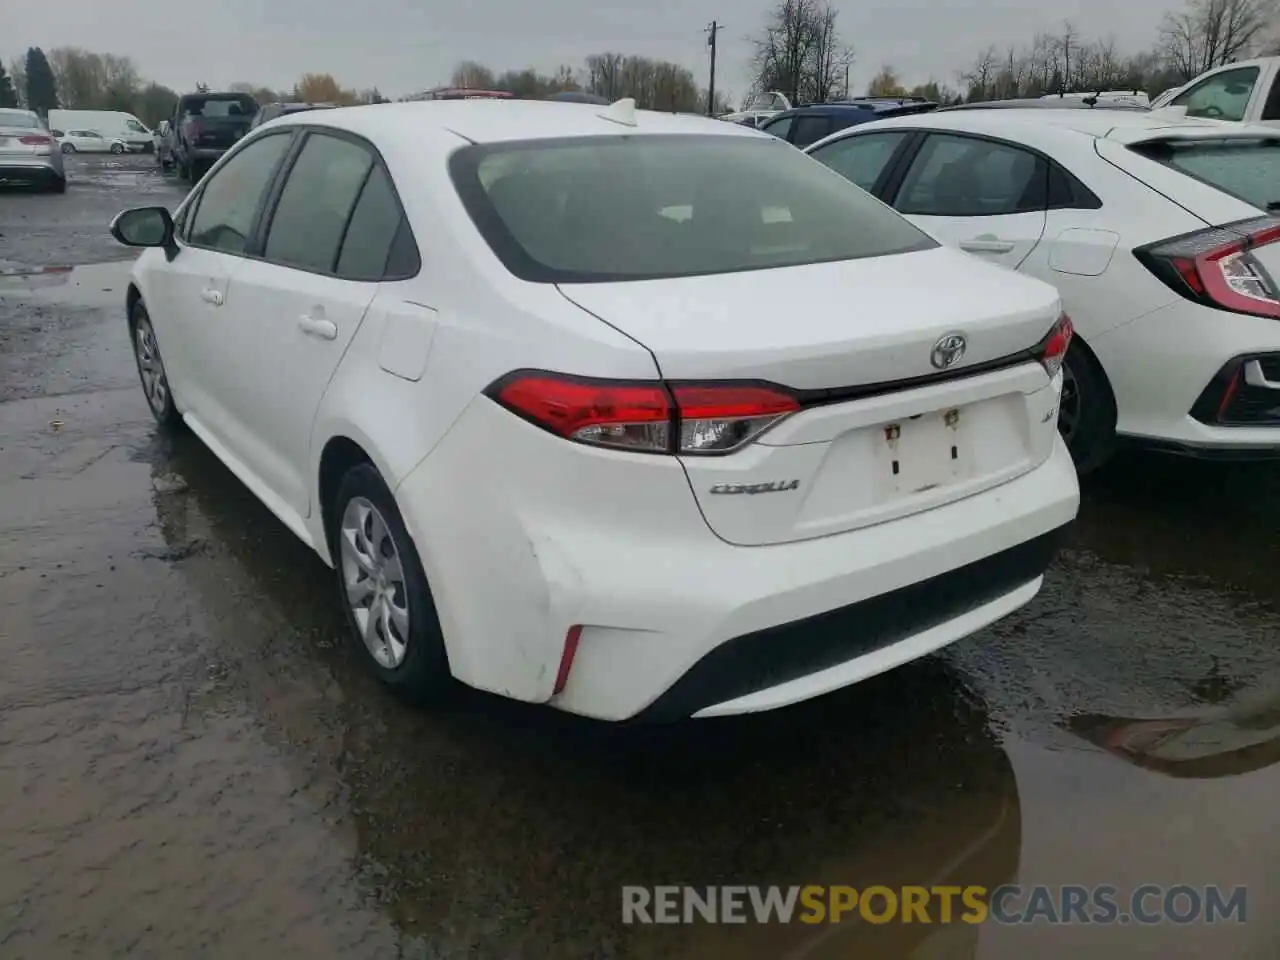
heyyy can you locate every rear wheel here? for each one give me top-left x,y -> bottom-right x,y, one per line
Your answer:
179,155 -> 194,182
1058,340 -> 1117,475
60,142 -> 75,154
331,464 -> 451,703
110,142 -> 124,154
129,299 -> 181,429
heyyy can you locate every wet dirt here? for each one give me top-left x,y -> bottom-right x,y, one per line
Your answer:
1,166 -> 1279,958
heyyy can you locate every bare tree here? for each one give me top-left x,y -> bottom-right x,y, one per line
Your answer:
1057,20 -> 1081,90
750,0 -> 849,103
450,60 -> 496,89
866,65 -> 905,97
959,45 -> 999,101
1160,0 -> 1277,80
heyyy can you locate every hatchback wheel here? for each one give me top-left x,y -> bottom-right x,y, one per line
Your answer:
61,142 -> 75,154
111,143 -> 124,154
332,464 -> 451,701
130,300 -> 180,429
1058,341 -> 1116,475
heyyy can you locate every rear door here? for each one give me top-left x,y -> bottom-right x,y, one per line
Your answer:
884,131 -> 1049,270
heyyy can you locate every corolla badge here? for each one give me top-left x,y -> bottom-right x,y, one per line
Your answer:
709,480 -> 800,495
930,332 -> 967,370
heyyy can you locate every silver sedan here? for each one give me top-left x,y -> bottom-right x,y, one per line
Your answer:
0,108 -> 66,193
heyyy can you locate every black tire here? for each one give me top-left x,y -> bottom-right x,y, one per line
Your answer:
331,463 -> 451,703
60,142 -> 74,154
128,298 -> 181,430
179,154 -> 194,182
47,177 -> 66,194
1059,340 -> 1117,475
111,143 -> 124,154
143,141 -> 155,154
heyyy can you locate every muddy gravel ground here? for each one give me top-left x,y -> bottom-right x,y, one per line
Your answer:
2,154 -> 1280,959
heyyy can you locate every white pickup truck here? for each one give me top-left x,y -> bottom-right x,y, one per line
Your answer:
1149,56 -> 1280,125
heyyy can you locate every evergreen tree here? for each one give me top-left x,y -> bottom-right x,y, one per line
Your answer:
0,62 -> 18,108
24,47 -> 59,116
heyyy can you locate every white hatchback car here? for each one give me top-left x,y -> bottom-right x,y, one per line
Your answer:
109,99 -> 1078,722
806,108 -> 1280,472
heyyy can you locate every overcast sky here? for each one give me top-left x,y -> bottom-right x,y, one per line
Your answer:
6,0 -> 1176,103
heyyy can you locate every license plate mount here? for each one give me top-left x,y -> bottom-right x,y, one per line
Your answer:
883,409 -> 963,494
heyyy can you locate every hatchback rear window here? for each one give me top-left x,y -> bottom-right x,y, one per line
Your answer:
1130,138 -> 1280,212
0,112 -> 40,128
449,134 -> 935,283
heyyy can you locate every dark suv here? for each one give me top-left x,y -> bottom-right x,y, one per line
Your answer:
760,98 -> 939,148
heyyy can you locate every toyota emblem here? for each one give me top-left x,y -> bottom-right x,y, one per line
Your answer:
930,332 -> 967,370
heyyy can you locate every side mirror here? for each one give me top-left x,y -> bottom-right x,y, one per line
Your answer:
110,206 -> 175,251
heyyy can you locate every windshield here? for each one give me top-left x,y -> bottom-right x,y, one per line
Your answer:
0,111 -> 40,129
1131,138 -> 1280,211
449,134 -> 934,283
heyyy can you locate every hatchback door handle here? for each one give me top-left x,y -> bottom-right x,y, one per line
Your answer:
298,316 -> 338,340
200,288 -> 224,306
959,238 -> 1016,254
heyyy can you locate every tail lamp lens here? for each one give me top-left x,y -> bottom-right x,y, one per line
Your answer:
1039,313 -> 1074,377
487,373 -> 799,455
1137,217 -> 1280,319
19,135 -> 53,146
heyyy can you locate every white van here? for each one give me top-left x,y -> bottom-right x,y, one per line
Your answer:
47,110 -> 153,152
1148,56 -> 1280,126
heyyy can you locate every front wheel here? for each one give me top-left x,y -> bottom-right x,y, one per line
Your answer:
110,143 -> 124,154
1058,340 -> 1117,475
331,464 -> 451,703
129,299 -> 181,429
60,142 -> 74,154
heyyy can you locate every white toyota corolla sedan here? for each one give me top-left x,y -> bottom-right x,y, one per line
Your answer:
109,99 -> 1079,722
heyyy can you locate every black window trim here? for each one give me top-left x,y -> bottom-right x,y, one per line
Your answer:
182,124 -> 421,282
871,127 -> 1102,214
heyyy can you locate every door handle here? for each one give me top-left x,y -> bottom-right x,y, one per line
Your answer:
297,316 -> 338,340
200,288 -> 224,306
959,238 -> 1016,254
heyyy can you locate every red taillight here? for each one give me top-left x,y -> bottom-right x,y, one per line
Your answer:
486,371 -> 800,455
19,134 -> 52,145
553,625 -> 582,696
1136,216 -> 1280,319
1038,313 -> 1074,377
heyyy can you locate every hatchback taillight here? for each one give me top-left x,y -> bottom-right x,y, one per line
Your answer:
1135,216 -> 1280,320
485,371 -> 800,455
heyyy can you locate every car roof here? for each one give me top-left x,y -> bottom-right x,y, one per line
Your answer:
841,106 -> 1271,141
272,99 -> 760,145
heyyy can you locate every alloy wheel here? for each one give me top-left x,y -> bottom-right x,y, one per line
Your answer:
339,497 -> 412,669
133,316 -> 170,417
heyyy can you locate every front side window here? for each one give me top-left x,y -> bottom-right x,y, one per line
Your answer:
264,133 -> 374,273
126,118 -> 148,132
761,115 -> 793,140
895,133 -> 1044,217
1173,67 -> 1260,122
187,133 -> 291,254
449,133 -> 935,283
809,131 -> 909,193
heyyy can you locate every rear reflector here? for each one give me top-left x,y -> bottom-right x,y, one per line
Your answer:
485,371 -> 799,455
553,625 -> 582,696
1136,216 -> 1280,319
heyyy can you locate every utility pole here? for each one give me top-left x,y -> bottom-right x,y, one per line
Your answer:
706,20 -> 724,115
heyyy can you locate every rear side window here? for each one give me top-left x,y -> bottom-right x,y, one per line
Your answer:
895,133 -> 1044,216
449,133 -> 935,283
809,131 -> 909,192
265,133 -> 373,273
1129,139 -> 1280,212
790,115 -> 831,148
335,164 -> 420,280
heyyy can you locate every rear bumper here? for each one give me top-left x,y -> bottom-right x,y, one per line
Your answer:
1094,299 -> 1280,451
0,156 -> 63,184
395,397 -> 1080,722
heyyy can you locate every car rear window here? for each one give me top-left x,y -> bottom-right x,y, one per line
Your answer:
182,96 -> 257,118
1130,138 -> 1280,212
0,112 -> 40,128
448,133 -> 936,283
